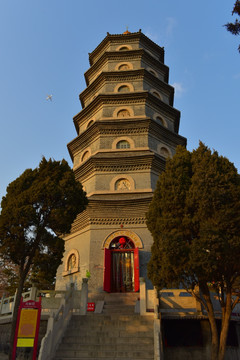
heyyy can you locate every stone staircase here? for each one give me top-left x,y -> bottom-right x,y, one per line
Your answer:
53,293 -> 154,360
102,292 -> 139,315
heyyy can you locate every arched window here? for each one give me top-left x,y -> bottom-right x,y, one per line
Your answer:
63,249 -> 80,276
117,85 -> 130,93
117,109 -> 130,118
160,147 -> 170,158
116,140 -> 130,149
156,116 -> 167,128
118,46 -> 129,51
118,63 -> 130,71
68,254 -> 77,270
153,91 -> 161,99
149,69 -> 157,77
87,120 -> 94,128
109,236 -> 135,249
115,178 -> 131,191
82,151 -> 90,162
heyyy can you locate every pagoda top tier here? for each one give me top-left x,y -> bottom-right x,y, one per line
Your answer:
88,30 -> 165,66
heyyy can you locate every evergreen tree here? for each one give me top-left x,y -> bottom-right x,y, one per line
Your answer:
0,157 -> 88,359
225,1 -> 240,52
147,143 -> 240,360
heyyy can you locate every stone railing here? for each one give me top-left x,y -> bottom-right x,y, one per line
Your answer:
159,289 -> 199,315
38,279 -> 88,360
139,278 -> 163,360
0,287 -> 80,320
38,285 -> 74,360
139,277 -> 155,315
0,287 -> 37,319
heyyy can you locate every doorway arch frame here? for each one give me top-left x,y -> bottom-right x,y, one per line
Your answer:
103,230 -> 142,292
102,230 -> 143,249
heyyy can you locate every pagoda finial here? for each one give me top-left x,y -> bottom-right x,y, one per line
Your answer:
123,26 -> 131,35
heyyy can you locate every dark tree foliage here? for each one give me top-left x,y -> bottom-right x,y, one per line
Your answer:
225,1 -> 240,52
0,157 -> 88,359
147,143 -> 240,360
0,259 -> 21,296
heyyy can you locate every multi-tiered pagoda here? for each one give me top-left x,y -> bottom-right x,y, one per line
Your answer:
55,30 -> 186,293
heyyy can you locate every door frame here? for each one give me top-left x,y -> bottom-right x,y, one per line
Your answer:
103,247 -> 139,292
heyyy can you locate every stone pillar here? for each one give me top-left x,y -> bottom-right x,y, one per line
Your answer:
140,277 -> 146,315
79,278 -> 88,315
0,293 -> 5,315
194,285 -> 202,314
154,287 -> 160,319
29,285 -> 38,300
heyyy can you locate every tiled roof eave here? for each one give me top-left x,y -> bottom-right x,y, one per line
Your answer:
88,31 -> 164,66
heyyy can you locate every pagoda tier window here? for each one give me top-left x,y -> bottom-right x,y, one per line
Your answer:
160,146 -> 171,158
156,116 -> 167,128
117,45 -> 132,51
117,109 -> 130,118
149,69 -> 158,77
152,90 -> 162,99
118,63 -> 130,71
87,120 -> 94,128
116,140 -> 130,149
118,85 -> 130,93
115,178 -> 131,191
81,150 -> 90,162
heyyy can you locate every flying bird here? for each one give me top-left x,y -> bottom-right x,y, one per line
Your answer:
46,94 -> 53,101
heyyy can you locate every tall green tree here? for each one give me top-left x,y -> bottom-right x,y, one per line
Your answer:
225,1 -> 240,52
147,143 -> 240,360
0,259 -> 26,296
0,157 -> 88,359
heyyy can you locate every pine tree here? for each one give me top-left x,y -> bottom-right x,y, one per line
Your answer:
0,157 -> 88,359
147,143 -> 240,360
225,1 -> 240,52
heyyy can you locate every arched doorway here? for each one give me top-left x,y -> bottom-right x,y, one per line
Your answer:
103,235 -> 139,293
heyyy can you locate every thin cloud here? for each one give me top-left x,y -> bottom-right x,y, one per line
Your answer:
233,73 -> 240,79
172,82 -> 185,97
145,31 -> 159,43
166,17 -> 177,37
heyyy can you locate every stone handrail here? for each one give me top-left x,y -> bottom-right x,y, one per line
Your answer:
38,279 -> 88,360
139,279 -> 163,360
153,288 -> 164,360
38,285 -> 74,360
0,288 -> 37,317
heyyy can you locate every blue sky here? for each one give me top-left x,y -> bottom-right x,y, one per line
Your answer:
0,0 -> 239,202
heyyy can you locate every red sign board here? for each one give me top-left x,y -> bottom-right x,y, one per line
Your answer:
12,297 -> 41,360
23,300 -> 39,308
87,302 -> 95,312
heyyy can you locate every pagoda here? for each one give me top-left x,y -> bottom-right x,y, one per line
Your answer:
55,30 -> 186,293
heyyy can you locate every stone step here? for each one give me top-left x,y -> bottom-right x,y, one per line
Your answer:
64,329 -> 153,338
104,299 -> 137,304
53,299 -> 154,360
103,293 -> 139,298
103,304 -> 135,309
103,294 -> 139,304
58,343 -> 154,352
62,336 -> 154,345
55,358 -> 153,360
74,317 -> 153,326
104,298 -> 138,304
67,324 -> 153,332
84,314 -> 151,321
55,349 -> 154,359
102,307 -> 135,315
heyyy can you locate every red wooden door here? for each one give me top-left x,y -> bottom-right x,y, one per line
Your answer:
134,248 -> 139,292
103,248 -> 111,292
